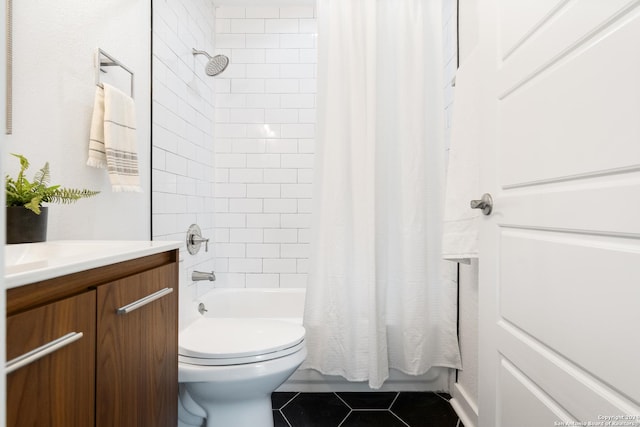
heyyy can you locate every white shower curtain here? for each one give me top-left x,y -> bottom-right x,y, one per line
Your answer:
303,0 -> 462,389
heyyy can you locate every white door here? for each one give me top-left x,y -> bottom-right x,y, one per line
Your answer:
478,0 -> 640,425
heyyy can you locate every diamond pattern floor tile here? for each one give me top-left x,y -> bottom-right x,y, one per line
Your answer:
336,392 -> 398,409
341,410 -> 408,427
281,392 -> 350,427
273,410 -> 291,427
391,392 -> 459,427
272,391 -> 461,427
273,392 -> 299,410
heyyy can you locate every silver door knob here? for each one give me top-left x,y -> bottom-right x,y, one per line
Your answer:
470,193 -> 493,215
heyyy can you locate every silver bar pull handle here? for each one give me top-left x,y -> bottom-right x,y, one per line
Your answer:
6,332 -> 84,374
116,287 -> 173,315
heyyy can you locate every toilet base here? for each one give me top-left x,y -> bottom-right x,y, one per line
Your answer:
193,392 -> 273,427
178,384 -> 206,426
179,342 -> 306,427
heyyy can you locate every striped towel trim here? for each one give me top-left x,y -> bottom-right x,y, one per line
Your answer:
87,83 -> 142,192
105,148 -> 139,176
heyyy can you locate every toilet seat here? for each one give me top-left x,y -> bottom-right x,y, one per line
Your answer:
179,318 -> 305,366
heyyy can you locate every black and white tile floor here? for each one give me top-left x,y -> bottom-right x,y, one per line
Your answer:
272,392 -> 464,427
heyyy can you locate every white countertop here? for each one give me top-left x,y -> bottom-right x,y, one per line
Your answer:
4,240 -> 181,289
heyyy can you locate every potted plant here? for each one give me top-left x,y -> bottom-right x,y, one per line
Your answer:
5,153 -> 100,244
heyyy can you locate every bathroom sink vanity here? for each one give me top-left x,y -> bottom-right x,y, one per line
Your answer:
5,241 -> 180,427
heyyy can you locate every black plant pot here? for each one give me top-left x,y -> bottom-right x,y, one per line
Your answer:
6,206 -> 48,244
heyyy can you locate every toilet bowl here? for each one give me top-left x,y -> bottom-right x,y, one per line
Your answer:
178,317 -> 306,427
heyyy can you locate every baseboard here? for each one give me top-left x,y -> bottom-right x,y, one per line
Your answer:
449,383 -> 478,427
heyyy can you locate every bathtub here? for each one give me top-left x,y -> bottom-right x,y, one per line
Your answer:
194,288 -> 305,323
188,288 -> 453,393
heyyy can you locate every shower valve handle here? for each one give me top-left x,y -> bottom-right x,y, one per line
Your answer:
190,235 -> 209,252
186,224 -> 210,254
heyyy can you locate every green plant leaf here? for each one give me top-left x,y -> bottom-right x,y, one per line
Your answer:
11,153 -> 29,171
47,188 -> 101,204
5,154 -> 100,211
33,162 -> 51,187
24,196 -> 42,214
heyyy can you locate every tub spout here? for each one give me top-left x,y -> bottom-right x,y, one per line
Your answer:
192,270 -> 216,282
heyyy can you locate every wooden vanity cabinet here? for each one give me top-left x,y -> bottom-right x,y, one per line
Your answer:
6,250 -> 178,427
96,262 -> 178,427
6,291 -> 96,427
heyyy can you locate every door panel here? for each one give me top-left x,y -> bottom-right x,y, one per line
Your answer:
498,0 -> 639,87
500,228 -> 640,402
498,358 -> 568,427
479,0 -> 640,425
498,0 -> 569,60
498,322 -> 638,422
498,180 -> 640,235
499,5 -> 640,187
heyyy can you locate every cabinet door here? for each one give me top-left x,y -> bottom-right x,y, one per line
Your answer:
6,291 -> 96,427
96,262 -> 178,427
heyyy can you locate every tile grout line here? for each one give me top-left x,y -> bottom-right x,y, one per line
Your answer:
279,392 -> 300,410
333,392 -> 352,410
280,409 -> 296,427
336,409 -> 352,427
280,408 -> 293,427
278,391 -> 460,427
389,410 -> 411,427
389,393 -> 411,427
388,391 -> 401,409
436,390 -> 463,426
277,392 -> 299,427
387,391 -> 412,427
334,392 -> 352,427
435,391 -> 451,403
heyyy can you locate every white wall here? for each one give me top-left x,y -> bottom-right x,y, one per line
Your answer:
6,0 -> 151,241
151,0 -> 218,327
212,5 -> 317,288
1,2 -> 6,422
4,1 -> 150,422
457,261 -> 479,393
446,0 -> 480,425
456,0 -> 481,406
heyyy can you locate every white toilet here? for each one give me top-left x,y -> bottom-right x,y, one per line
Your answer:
178,317 -> 306,427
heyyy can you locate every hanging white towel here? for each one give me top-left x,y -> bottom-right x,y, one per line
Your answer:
87,83 -> 141,192
442,50 -> 483,263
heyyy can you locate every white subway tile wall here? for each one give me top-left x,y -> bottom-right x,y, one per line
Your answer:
152,0 -> 217,325
213,5 -> 316,288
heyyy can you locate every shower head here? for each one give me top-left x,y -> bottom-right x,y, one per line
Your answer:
192,48 -> 229,76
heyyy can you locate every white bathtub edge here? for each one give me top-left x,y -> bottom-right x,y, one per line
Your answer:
277,367 -> 454,393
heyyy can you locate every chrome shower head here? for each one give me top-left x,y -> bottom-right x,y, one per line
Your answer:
192,48 -> 229,76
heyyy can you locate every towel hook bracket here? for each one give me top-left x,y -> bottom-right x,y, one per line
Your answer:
95,48 -> 134,98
